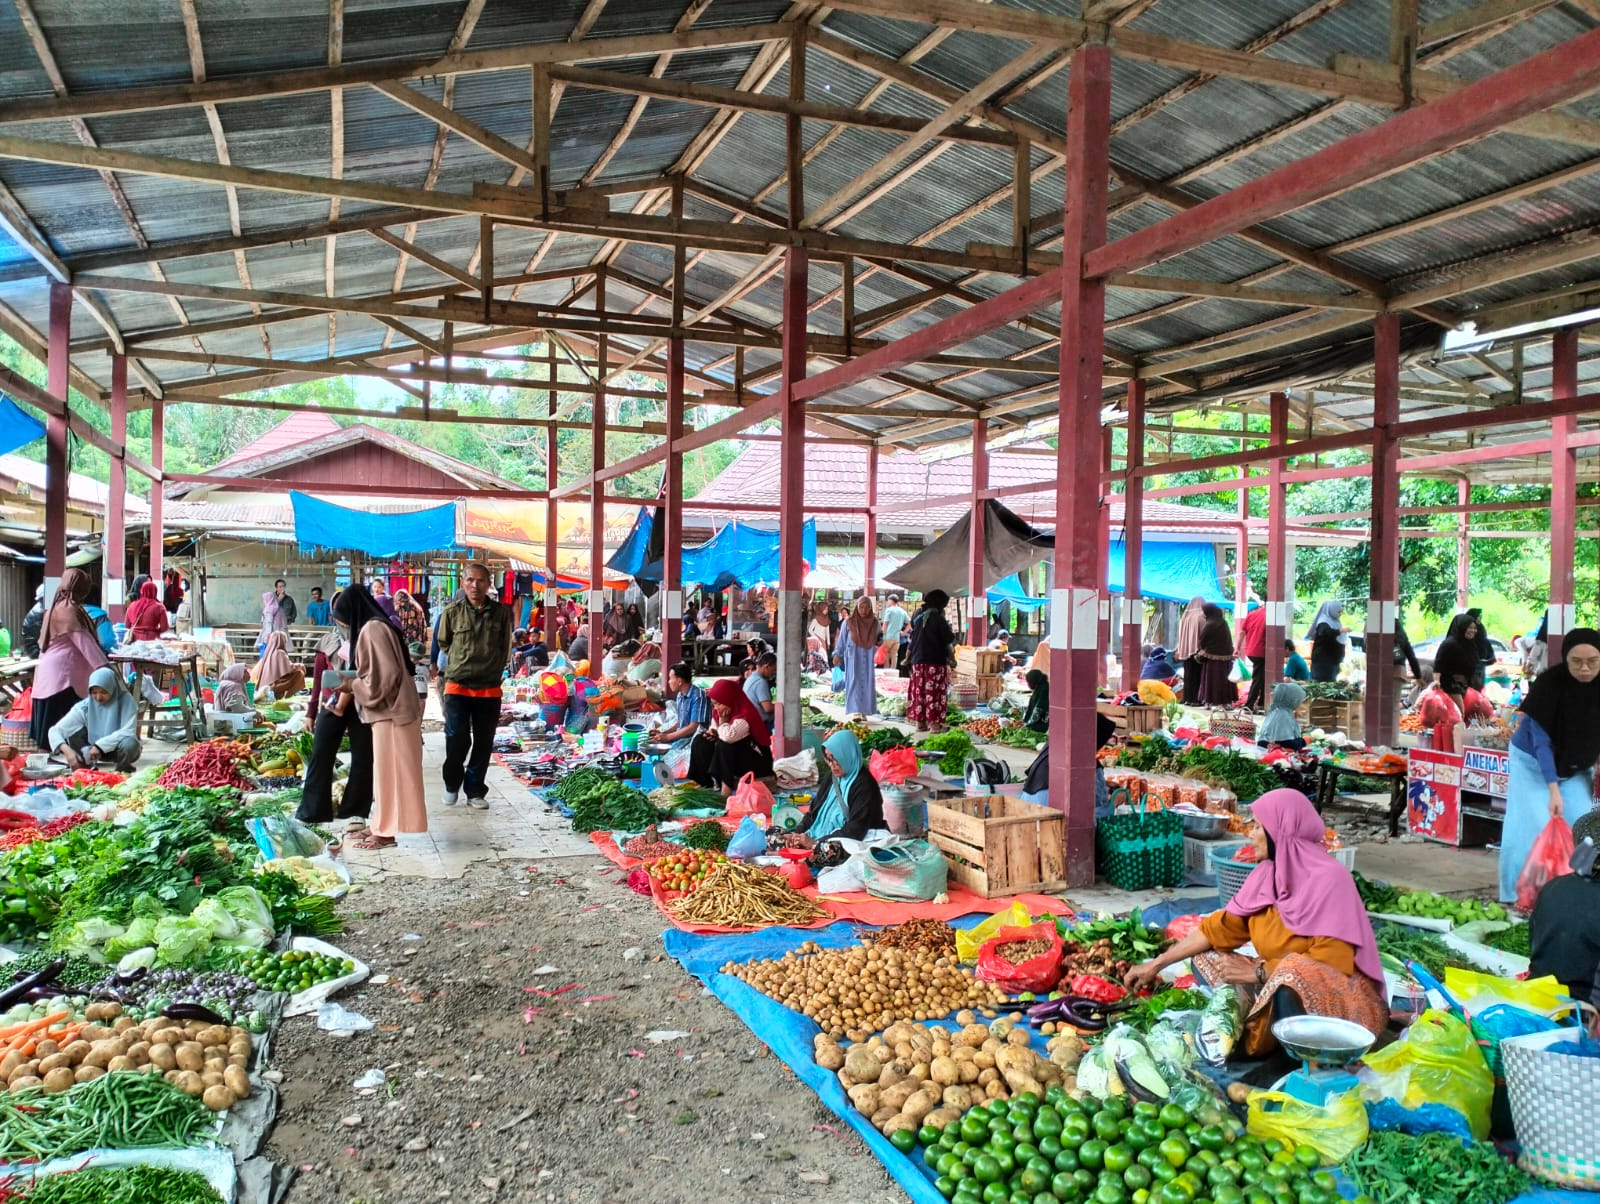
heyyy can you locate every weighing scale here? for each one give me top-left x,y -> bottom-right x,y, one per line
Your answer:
1269,1015 -> 1377,1105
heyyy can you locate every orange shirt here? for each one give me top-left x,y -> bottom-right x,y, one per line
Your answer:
1199,906 -> 1358,977
443,682 -> 501,699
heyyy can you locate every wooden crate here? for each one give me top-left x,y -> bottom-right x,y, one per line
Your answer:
926,794 -> 1067,897
955,647 -> 1004,677
965,673 -> 1005,702
1097,701 -> 1164,734
1307,698 -> 1363,732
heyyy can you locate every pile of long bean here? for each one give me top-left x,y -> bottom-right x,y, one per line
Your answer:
0,1072 -> 215,1161
668,862 -> 827,928
17,1166 -> 224,1204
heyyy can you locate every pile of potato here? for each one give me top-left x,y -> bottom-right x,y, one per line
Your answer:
1,1003 -> 254,1112
819,1014 -> 1075,1140
726,940 -> 1007,1040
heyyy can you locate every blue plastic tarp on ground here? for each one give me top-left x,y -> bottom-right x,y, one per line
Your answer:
0,397 -> 45,458
290,491 -> 458,556
635,518 -> 817,589
1109,540 -> 1233,608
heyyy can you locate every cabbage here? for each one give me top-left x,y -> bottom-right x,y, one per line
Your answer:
215,887 -> 275,940
153,915 -> 211,966
117,946 -> 157,973
58,918 -> 126,964
191,897 -> 239,940
104,915 -> 161,960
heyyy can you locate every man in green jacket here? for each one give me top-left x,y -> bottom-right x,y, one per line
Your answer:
436,563 -> 513,809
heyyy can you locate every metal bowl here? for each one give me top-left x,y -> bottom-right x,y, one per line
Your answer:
1271,1015 -> 1377,1065
1178,811 -> 1230,839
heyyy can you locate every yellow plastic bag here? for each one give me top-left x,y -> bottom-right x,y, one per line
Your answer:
1358,1009 -> 1493,1140
1247,1088 -> 1369,1165
955,901 -> 1033,963
1443,967 -> 1567,1014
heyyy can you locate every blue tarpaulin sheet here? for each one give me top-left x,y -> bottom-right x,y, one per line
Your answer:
606,506 -> 655,577
1109,540 -> 1232,608
664,907 -> 1582,1204
290,491 -> 458,556
987,574 -> 1047,612
0,397 -> 45,458
633,518 -> 817,589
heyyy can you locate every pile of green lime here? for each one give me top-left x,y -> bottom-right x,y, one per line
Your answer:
233,948 -> 353,993
909,1091 -> 1339,1204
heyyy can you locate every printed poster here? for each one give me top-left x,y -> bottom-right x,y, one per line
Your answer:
1408,748 -> 1462,845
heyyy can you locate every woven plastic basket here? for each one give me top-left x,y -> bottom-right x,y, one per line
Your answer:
1211,844 -> 1258,906
1502,1011 -> 1600,1190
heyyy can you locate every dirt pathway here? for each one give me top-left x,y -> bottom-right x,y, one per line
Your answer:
268,857 -> 906,1204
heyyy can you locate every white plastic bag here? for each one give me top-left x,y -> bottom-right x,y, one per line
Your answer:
282,936 -> 370,1018
773,747 -> 818,787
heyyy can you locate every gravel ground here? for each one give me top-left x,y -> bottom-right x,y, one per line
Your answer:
268,858 -> 905,1204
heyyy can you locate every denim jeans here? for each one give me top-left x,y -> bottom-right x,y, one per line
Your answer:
442,692 -> 499,799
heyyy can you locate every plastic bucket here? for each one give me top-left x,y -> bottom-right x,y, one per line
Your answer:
881,783 -> 928,836
621,723 -> 646,752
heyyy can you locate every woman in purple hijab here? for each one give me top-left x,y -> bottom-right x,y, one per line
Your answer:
1125,789 -> 1388,1056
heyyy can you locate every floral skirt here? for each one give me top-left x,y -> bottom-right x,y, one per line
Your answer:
1193,950 -> 1388,1057
907,664 -> 951,725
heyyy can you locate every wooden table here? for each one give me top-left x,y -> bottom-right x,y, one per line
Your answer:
689,637 -> 749,677
1312,759 -> 1408,836
110,652 -> 207,744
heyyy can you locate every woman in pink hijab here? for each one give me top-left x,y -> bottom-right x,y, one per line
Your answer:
1125,789 -> 1386,1056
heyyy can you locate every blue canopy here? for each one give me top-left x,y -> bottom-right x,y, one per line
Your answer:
1108,540 -> 1231,608
631,518 -> 817,589
986,575 -> 1047,612
0,397 -> 45,458
291,491 -> 458,557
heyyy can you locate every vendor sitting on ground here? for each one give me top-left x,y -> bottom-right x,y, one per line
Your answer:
253,630 -> 306,699
1023,669 -> 1050,732
790,729 -> 883,845
1125,789 -> 1388,1057
213,663 -> 254,717
687,677 -> 773,793
1256,681 -> 1307,751
1530,810 -> 1600,1011
48,666 -> 142,771
1139,644 -> 1178,682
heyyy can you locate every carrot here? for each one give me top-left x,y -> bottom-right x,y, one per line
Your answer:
0,1011 -> 68,1041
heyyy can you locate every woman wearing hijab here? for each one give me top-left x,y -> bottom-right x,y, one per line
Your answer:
214,663 -> 254,716
1195,603 -> 1238,706
257,589 -> 287,655
1499,628 -> 1600,904
122,579 -> 169,643
297,627 -> 374,828
1305,601 -> 1347,683
1432,612 -> 1483,709
686,676 -> 773,791
792,730 -> 884,845
906,591 -> 957,732
1257,681 -> 1307,751
252,631 -> 305,699
1023,669 -> 1050,733
1126,789 -> 1388,1056
30,569 -> 109,750
47,666 -> 141,771
1175,597 -> 1207,703
1139,644 -> 1177,682
625,602 -> 646,642
332,585 -> 424,850
391,589 -> 427,652
604,602 -> 631,650
832,596 -> 881,717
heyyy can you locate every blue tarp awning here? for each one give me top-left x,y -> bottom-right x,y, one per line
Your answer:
1108,540 -> 1231,608
290,491 -> 458,557
632,518 -> 817,590
986,575 -> 1047,612
0,397 -> 46,458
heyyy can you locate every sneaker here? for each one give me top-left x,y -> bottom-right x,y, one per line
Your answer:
443,790 -> 459,806
467,796 -> 489,811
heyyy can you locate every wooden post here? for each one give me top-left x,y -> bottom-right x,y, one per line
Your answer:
105,355 -> 128,620
1549,327 -> 1578,639
968,417 -> 989,646
44,282 -> 70,587
1119,380 -> 1145,692
1048,41 -> 1112,889
1364,315 -> 1401,747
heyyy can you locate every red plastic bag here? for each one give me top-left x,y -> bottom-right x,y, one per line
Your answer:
1165,914 -> 1205,943
868,746 -> 919,785
1516,816 -> 1574,911
975,922 -> 1064,995
726,772 -> 775,819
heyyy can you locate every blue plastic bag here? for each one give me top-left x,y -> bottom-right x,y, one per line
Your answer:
726,816 -> 766,860
830,666 -> 845,692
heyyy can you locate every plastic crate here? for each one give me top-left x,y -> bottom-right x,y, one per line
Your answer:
1213,843 -> 1355,904
1185,837 -> 1246,887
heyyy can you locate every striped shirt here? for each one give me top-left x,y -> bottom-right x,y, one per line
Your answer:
676,683 -> 710,727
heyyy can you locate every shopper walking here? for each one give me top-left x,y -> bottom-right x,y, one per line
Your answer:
333,584 -> 424,850
1196,604 -> 1238,706
436,562 -> 513,810
881,594 -> 911,670
1175,596 -> 1207,703
1306,601 -> 1347,683
257,588 -> 287,655
1499,628 -> 1600,904
122,579 -> 169,643
1239,601 -> 1267,709
906,590 -> 957,733
833,595 -> 881,717
30,569 -> 108,750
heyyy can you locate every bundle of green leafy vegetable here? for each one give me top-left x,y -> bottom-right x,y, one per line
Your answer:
568,778 -> 656,833
1343,1130 -> 1531,1204
1302,681 -> 1361,702
1121,987 -> 1209,1032
1479,923 -> 1530,957
1374,921 -> 1485,980
548,767 -> 613,804
858,728 -> 913,754
990,725 -> 1047,750
1057,910 -> 1170,960
1354,871 -> 1401,912
1172,746 -> 1284,802
916,729 -> 974,774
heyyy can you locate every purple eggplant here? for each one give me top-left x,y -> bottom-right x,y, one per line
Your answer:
0,958 -> 64,1009
1026,997 -> 1068,1024
161,1002 -> 228,1025
1060,997 -> 1111,1032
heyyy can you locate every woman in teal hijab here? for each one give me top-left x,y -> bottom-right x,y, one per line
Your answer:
795,730 -> 885,844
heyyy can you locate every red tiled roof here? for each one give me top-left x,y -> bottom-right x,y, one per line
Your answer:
212,412 -> 342,471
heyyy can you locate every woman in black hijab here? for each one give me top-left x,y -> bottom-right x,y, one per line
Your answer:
1499,628 -> 1600,904
1195,603 -> 1238,706
1431,612 -> 1483,711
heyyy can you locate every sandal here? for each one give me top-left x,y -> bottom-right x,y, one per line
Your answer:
354,834 -> 396,850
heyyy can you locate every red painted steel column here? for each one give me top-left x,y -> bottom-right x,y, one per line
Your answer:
43,282 -> 70,588
863,444 -> 878,597
1264,392 -> 1289,691
589,276 -> 608,656
1096,427 -> 1112,686
1455,479 -> 1471,611
1049,41 -> 1112,888
105,355 -> 128,620
1549,328 -> 1578,640
1364,316 -> 1401,746
148,396 -> 164,585
662,338 -> 685,679
774,247 -> 809,757
1119,381 -> 1145,692
968,418 -> 989,645
544,421 -> 560,647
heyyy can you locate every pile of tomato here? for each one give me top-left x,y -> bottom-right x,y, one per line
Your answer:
646,848 -> 726,895
913,1091 -> 1339,1204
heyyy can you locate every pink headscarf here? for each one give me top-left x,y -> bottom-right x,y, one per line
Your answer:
1225,789 -> 1384,988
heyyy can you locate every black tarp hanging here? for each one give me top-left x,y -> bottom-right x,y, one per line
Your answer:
886,498 -> 1054,596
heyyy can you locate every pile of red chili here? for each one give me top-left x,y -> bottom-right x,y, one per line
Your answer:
157,739 -> 252,789
0,808 -> 92,850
